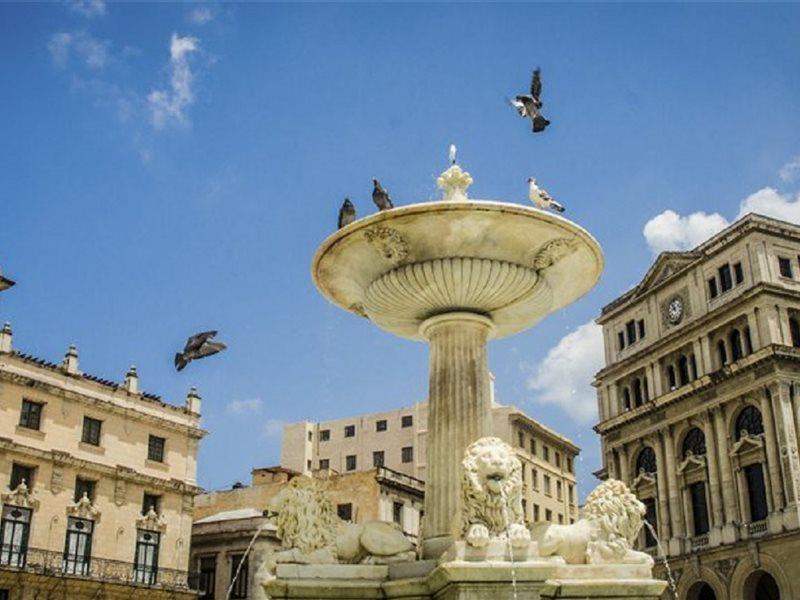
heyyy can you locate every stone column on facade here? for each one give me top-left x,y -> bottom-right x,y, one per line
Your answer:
711,404 -> 739,542
700,336 -> 713,375
617,443 -> 630,485
420,312 -> 494,558
607,384 -> 619,418
769,380 -> 800,529
759,389 -> 785,515
662,426 -> 684,554
605,449 -> 617,479
776,305 -> 789,346
654,431 -> 672,541
701,412 -> 724,538
746,309 -> 762,350
692,339 -> 704,377
651,362 -> 663,398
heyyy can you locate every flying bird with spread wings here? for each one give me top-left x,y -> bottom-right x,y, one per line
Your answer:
528,178 -> 565,213
175,330 -> 227,371
338,198 -> 356,229
510,68 -> 551,133
372,179 -> 393,211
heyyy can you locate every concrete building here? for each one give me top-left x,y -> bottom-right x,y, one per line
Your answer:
190,465 -> 424,600
594,214 -> 800,599
281,399 -> 580,527
0,324 -> 205,599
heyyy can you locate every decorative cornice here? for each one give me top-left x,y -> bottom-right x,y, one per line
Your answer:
66,493 -> 101,521
136,507 -> 167,532
1,481 -> 39,510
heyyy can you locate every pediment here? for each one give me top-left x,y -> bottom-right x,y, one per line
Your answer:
730,433 -> 764,456
677,453 -> 706,474
631,470 -> 657,490
637,252 -> 699,295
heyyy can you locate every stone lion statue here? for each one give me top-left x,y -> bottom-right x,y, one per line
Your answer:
461,437 -> 531,548
531,479 -> 653,565
268,476 -> 416,566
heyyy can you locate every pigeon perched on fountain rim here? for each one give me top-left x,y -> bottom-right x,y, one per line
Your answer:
528,177 -> 565,213
372,179 -> 393,211
175,330 -> 227,371
338,198 -> 356,229
510,68 -> 551,133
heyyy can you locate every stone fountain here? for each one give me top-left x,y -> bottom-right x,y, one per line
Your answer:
263,155 -> 667,600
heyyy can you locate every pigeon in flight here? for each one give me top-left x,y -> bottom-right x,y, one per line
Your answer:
338,198 -> 356,229
510,68 -> 551,133
372,179 -> 393,211
449,144 -> 457,165
175,330 -> 226,371
528,178 -> 565,213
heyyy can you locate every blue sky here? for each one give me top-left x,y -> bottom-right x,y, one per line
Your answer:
2,2 -> 800,498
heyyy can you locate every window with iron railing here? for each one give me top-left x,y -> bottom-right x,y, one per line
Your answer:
133,529 -> 160,585
0,505 -> 31,568
198,555 -> 216,599
230,553 -> 248,599
63,517 -> 93,576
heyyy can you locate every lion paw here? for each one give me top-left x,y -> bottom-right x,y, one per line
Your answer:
507,523 -> 531,548
466,523 -> 491,547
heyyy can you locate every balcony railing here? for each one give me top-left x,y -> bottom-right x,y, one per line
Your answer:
0,547 -> 190,590
690,534 -> 709,549
747,520 -> 768,536
375,466 -> 425,494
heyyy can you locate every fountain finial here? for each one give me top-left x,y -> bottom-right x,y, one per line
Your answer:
437,144 -> 473,202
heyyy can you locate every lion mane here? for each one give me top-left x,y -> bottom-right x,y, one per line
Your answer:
272,477 -> 338,554
461,437 -> 525,537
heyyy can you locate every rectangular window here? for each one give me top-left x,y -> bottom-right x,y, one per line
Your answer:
555,452 -> 561,469
373,451 -> 384,467
18,400 -> 43,431
734,262 -> 744,284
637,319 -> 646,339
567,457 -> 573,473
401,415 -> 413,428
545,509 -> 552,522
522,499 -> 527,519
337,503 -> 352,521
568,484 -> 575,505
319,459 -> 329,470
531,468 -> 538,490
779,256 -> 793,278
148,435 -> 166,462
198,556 -> 216,600
63,517 -> 93,576
10,464 -> 34,491
345,455 -> 357,471
543,475 -> 551,496
0,505 -> 32,567
533,504 -> 540,522
689,482 -> 710,536
307,431 -> 312,442
401,446 -> 414,463
543,446 -> 550,462
558,514 -> 564,524
556,480 -> 563,500
708,277 -> 718,299
376,419 -> 387,432
625,320 -> 637,345
133,529 -> 160,585
518,432 -> 525,447
344,425 -> 355,438
142,493 -> 161,516
74,478 -> 95,503
643,498 -> 657,548
529,438 -> 536,454
744,463 -> 768,522
230,553 -> 248,599
81,417 -> 102,446
392,502 -> 403,525
617,331 -> 625,351
320,429 -> 330,441
719,264 -> 733,292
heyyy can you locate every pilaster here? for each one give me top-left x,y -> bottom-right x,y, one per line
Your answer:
711,404 -> 739,543
768,380 -> 800,529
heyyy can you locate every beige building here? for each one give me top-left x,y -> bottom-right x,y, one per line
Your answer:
281,399 -> 579,527
594,214 -> 800,599
190,465 -> 424,600
0,323 -> 205,599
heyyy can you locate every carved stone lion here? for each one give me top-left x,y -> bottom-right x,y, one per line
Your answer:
461,437 -> 530,548
531,479 -> 653,565
268,476 -> 416,566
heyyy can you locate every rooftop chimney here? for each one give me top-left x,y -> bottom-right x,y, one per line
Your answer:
0,322 -> 12,354
186,386 -> 201,414
124,365 -> 139,394
62,345 -> 80,375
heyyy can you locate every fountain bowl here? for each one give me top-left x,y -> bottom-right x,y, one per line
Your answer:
312,200 -> 603,341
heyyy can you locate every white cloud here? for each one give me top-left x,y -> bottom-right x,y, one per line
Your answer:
779,157 -> 800,183
147,34 -> 200,129
263,419 -> 286,438
226,398 -> 263,415
737,187 -> 800,223
525,321 -> 603,424
68,0 -> 106,18
643,210 -> 729,254
47,31 -> 109,69
188,6 -> 213,25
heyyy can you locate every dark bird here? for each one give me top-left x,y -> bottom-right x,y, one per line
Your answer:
372,179 -> 393,211
338,198 -> 356,229
510,68 -> 551,133
175,330 -> 226,371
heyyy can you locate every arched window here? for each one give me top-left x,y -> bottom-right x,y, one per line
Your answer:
635,447 -> 657,474
622,387 -> 631,411
682,427 -> 707,458
633,378 -> 643,407
735,405 -> 764,440
730,329 -> 743,361
717,340 -> 728,367
743,327 -> 753,355
690,354 -> 698,380
791,317 -> 800,348
678,355 -> 690,386
667,365 -> 676,390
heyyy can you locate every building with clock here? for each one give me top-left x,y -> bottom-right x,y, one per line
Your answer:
593,213 -> 800,600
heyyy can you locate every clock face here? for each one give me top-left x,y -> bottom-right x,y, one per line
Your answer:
667,296 -> 684,324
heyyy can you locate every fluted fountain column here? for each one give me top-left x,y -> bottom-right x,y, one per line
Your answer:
420,312 -> 494,558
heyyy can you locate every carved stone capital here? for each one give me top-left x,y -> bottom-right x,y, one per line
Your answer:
531,238 -> 578,271
1,481 -> 39,511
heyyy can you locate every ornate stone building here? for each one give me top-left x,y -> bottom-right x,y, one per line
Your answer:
0,323 -> 205,599
594,214 -> 800,599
